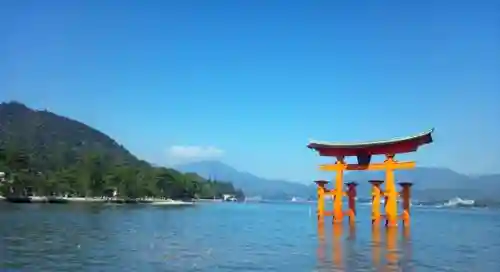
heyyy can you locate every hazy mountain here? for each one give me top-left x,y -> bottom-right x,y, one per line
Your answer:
347,169 -> 500,201
175,160 -> 316,200
345,168 -> 471,199
176,160 -> 500,201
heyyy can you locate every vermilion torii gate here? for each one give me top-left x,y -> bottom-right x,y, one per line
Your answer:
307,129 -> 434,227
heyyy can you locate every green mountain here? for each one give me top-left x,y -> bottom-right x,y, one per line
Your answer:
0,101 -> 243,199
0,101 -> 140,170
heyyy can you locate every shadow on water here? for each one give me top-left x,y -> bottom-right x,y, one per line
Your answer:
316,223 -> 412,271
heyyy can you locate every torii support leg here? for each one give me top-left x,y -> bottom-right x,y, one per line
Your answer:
384,155 -> 399,227
333,157 -> 346,224
369,180 -> 384,225
399,182 -> 413,227
314,180 -> 328,222
345,182 -> 358,226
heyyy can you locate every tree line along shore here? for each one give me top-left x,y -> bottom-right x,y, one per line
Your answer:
0,147 -> 244,204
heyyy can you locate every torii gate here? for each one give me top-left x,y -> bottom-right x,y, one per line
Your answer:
307,129 -> 434,227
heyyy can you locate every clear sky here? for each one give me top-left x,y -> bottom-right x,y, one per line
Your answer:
1,0 -> 499,182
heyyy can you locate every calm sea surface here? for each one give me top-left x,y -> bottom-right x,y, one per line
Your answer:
1,202 -> 499,272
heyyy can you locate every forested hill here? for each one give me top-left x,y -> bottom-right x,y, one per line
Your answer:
0,101 -> 244,200
0,101 -> 140,170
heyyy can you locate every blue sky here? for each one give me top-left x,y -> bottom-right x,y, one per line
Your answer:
1,0 -> 499,182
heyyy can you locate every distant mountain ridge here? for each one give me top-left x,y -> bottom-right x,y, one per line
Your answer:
176,160 -> 500,201
175,161 -> 316,200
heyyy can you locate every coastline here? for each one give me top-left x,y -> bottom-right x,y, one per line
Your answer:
0,196 -> 194,206
196,198 -> 223,203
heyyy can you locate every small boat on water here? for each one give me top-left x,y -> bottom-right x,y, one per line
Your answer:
222,194 -> 237,202
5,196 -> 32,203
4,196 -> 69,203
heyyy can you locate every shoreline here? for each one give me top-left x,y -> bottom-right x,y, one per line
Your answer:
0,196 -> 194,206
196,198 -> 223,203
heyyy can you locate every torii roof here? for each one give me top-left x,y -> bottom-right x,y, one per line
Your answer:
307,128 -> 434,158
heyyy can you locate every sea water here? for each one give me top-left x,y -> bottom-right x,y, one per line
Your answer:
0,201 -> 499,271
